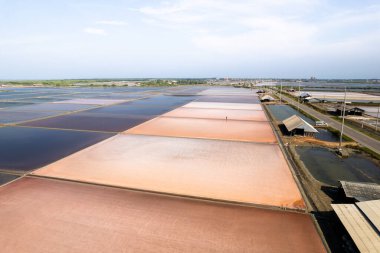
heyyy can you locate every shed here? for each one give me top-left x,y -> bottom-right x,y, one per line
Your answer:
260,95 -> 275,102
336,105 -> 365,116
282,115 -> 318,137
299,92 -> 311,98
340,181 -> 380,202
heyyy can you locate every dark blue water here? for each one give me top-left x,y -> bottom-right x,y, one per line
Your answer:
296,146 -> 380,186
267,104 -> 313,123
17,97 -> 71,103
0,127 -> 113,172
0,173 -> 19,185
7,103 -> 96,112
0,111 -> 59,124
21,96 -> 198,132
0,102 -> 35,109
22,112 -> 156,132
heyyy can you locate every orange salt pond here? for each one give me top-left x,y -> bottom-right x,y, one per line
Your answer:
0,177 -> 324,253
126,116 -> 276,143
33,134 -> 304,209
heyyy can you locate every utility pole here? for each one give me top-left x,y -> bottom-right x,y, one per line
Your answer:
376,104 -> 380,131
297,83 -> 300,111
279,80 -> 283,104
339,87 -> 347,150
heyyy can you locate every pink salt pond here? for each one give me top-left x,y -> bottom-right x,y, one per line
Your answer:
183,102 -> 263,110
163,107 -> 268,121
33,134 -> 305,209
126,116 -> 276,143
0,177 -> 324,253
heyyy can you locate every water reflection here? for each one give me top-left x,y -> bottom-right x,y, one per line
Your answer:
296,146 -> 380,186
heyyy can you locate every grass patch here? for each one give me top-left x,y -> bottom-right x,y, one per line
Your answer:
326,127 -> 353,142
141,79 -> 205,87
344,120 -> 380,142
345,145 -> 380,160
332,116 -> 380,141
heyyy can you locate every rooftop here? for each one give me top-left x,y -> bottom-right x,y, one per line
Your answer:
283,115 -> 318,133
260,94 -> 275,101
332,202 -> 380,253
357,200 -> 380,232
340,181 -> 380,202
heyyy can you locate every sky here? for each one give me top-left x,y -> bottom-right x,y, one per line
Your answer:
0,0 -> 379,79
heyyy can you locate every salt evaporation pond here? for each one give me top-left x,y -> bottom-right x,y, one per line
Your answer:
296,146 -> 380,186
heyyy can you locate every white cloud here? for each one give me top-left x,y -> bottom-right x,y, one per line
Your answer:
96,20 -> 128,26
84,27 -> 107,35
137,0 -> 380,60
137,0 -> 319,25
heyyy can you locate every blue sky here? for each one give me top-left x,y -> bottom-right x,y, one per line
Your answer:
0,0 -> 379,79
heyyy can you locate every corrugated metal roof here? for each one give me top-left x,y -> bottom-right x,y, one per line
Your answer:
283,115 -> 301,131
357,200 -> 380,232
261,95 -> 275,101
341,181 -> 380,202
282,115 -> 318,133
332,204 -> 380,253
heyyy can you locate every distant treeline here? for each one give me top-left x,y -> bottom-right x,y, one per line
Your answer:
1,79 -> 207,87
141,79 -> 206,86
2,80 -> 105,86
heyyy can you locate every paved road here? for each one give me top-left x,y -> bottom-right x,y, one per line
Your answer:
280,95 -> 380,154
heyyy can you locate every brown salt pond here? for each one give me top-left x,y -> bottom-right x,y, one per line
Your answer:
126,116 -> 276,143
33,134 -> 304,209
0,178 -> 324,253
163,107 -> 268,121
183,102 -> 262,110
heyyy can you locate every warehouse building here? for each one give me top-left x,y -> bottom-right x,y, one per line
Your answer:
335,105 -> 365,116
282,115 -> 318,137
